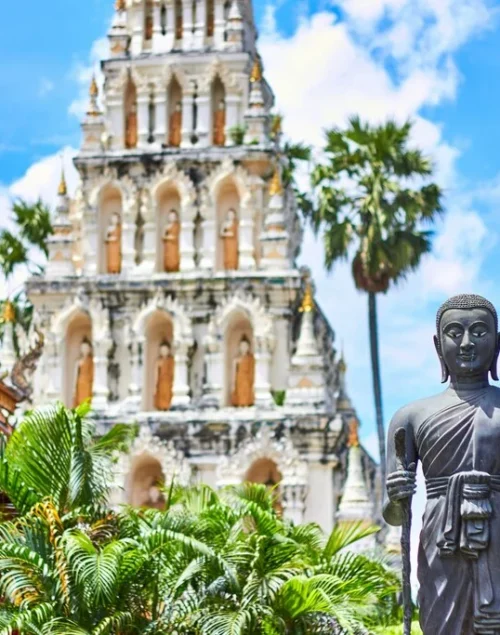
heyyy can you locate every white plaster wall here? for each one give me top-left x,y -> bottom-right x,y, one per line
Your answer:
304,462 -> 335,534
192,322 -> 206,400
271,317 -> 289,392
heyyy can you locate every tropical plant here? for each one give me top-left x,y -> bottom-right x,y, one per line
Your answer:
229,125 -> 247,145
0,404 -> 404,634
307,117 -> 443,482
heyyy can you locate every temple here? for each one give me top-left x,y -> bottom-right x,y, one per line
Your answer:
17,0 -> 380,532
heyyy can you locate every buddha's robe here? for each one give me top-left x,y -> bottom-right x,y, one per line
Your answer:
232,353 -> 255,407
154,356 -> 174,411
125,111 -> 138,149
169,110 -> 182,147
213,109 -> 226,146
163,220 -> 180,272
386,385 -> 500,635
106,223 -> 122,274
73,355 -> 94,408
222,219 -> 238,270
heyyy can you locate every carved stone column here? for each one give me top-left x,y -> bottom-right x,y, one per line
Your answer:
180,219 -> 196,271
182,0 -> 194,50
91,302 -> 113,411
137,86 -> 151,148
122,196 -> 138,274
225,94 -> 241,145
172,341 -> 191,407
82,205 -> 99,276
127,337 -> 144,412
181,92 -> 194,147
152,2 -> 163,50
238,216 -> 256,270
137,190 -> 156,275
254,338 -> 273,407
199,216 -> 216,270
282,483 -> 308,525
195,91 -> 211,147
193,0 -> 206,48
213,0 -> 225,49
201,328 -> 224,407
165,0 -> 176,50
105,81 -> 125,149
130,5 -> 144,55
154,85 -> 168,146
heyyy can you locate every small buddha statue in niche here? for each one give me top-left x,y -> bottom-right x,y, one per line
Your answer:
145,1 -> 154,40
175,0 -> 183,39
144,479 -> 165,510
73,338 -> 94,408
105,212 -> 122,274
154,341 -> 175,411
125,102 -> 138,149
220,208 -> 239,270
213,99 -> 226,147
231,336 -> 255,407
169,101 -> 182,147
163,209 -> 180,273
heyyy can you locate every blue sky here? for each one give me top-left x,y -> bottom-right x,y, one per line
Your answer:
1,0 -> 500,461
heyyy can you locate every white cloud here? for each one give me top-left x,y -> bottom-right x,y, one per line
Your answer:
68,37 -> 108,119
38,77 -> 55,98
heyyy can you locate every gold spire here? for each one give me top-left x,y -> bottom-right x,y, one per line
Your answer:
347,417 -> 360,448
115,0 -> 126,10
269,167 -> 283,196
271,114 -> 283,137
58,166 -> 67,197
299,281 -> 314,313
89,74 -> 99,98
3,301 -> 15,324
338,344 -> 347,373
250,58 -> 262,83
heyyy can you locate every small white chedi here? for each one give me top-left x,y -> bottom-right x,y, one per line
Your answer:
21,0 -> 380,533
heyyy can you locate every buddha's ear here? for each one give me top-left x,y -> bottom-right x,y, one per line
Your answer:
490,332 -> 500,382
434,335 -> 449,384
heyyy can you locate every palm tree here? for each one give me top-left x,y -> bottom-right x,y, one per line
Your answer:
308,117 -> 443,484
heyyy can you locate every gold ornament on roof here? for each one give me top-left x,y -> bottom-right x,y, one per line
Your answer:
3,301 -> 15,324
58,167 -> 67,197
338,347 -> 347,373
299,281 -> 314,313
271,114 -> 283,137
347,417 -> 360,448
89,74 -> 99,98
250,58 -> 262,83
269,167 -> 283,196
115,0 -> 126,10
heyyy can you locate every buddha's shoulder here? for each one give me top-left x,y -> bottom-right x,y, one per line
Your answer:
389,390 -> 449,428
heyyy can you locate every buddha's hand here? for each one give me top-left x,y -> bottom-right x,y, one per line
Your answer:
386,464 -> 417,502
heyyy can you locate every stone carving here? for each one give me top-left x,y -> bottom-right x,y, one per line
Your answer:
169,101 -> 182,147
162,209 -> 180,272
10,324 -> 45,401
150,164 -> 196,216
385,294 -> 500,635
133,292 -> 193,350
73,338 -> 94,407
154,341 -> 174,411
231,336 -> 255,407
220,208 -> 239,270
216,292 -> 275,353
105,212 -> 122,274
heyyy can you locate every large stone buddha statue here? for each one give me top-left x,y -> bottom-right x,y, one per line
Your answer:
213,99 -> 226,147
220,208 -> 239,270
105,212 -> 122,274
154,341 -> 175,411
231,336 -> 255,407
169,101 -> 182,147
73,339 -> 94,408
163,209 -> 180,273
385,294 -> 500,635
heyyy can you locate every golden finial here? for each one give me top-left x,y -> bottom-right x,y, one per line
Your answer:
89,74 -> 99,98
250,58 -> 262,83
347,417 -> 360,448
269,167 -> 283,197
3,301 -> 15,324
338,344 -> 347,373
299,280 -> 314,313
271,114 -> 283,137
58,162 -> 67,197
115,0 -> 126,10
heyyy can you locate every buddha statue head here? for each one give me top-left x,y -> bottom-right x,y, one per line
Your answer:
109,212 -> 120,228
148,479 -> 163,505
80,338 -> 93,358
218,99 -> 225,111
226,208 -> 237,223
434,294 -> 500,383
175,101 -> 182,113
168,209 -> 178,224
159,341 -> 172,358
239,335 -> 251,356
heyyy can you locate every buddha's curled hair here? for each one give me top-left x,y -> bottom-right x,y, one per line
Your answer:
436,294 -> 498,334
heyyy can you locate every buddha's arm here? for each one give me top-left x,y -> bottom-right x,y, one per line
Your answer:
383,407 -> 418,526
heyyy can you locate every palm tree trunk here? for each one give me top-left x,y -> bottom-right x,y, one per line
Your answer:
368,291 -> 386,487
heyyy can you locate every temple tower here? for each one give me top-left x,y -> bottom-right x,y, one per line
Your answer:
25,0 -> 379,533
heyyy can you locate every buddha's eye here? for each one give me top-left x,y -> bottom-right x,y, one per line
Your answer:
446,329 -> 462,339
472,329 -> 488,338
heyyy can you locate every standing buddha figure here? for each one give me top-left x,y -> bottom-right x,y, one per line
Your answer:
220,208 -> 238,270
105,212 -> 122,274
163,209 -> 181,272
175,0 -> 183,40
154,341 -> 175,411
73,339 -> 94,408
231,336 -> 255,407
125,102 -> 138,149
169,101 -> 182,147
213,99 -> 226,146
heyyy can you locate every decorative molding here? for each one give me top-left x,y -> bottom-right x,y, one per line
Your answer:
149,163 -> 197,217
132,291 -> 194,350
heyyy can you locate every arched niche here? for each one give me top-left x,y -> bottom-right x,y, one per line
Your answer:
125,78 -> 138,149
98,185 -> 123,275
144,310 -> 174,411
246,458 -> 283,514
168,77 -> 183,147
224,310 -> 254,407
126,453 -> 166,509
155,182 -> 181,272
216,176 -> 240,271
64,311 -> 92,408
211,76 -> 226,147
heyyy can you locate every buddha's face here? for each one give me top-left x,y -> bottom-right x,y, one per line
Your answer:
239,339 -> 250,355
168,210 -> 178,223
176,101 -> 181,112
160,344 -> 171,357
227,209 -> 236,222
81,341 -> 92,357
439,307 -> 497,378
219,99 -> 225,110
111,213 -> 120,226
149,484 -> 161,504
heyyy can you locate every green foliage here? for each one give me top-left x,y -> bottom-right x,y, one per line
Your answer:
0,404 -> 406,634
229,125 -> 247,145
271,390 -> 286,406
